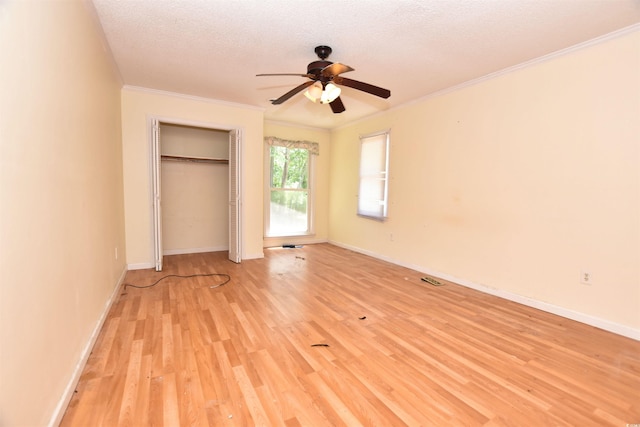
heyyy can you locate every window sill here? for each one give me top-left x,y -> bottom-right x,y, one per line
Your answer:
264,231 -> 314,238
357,213 -> 387,222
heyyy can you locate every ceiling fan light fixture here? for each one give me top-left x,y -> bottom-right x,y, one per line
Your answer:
304,82 -> 323,103
257,45 -> 390,113
320,82 -> 341,104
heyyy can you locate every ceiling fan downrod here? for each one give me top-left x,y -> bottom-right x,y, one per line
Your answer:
314,45 -> 332,60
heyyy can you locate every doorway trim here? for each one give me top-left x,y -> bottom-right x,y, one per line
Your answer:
148,115 -> 243,270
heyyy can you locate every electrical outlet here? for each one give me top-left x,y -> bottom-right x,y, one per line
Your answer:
580,270 -> 592,285
389,232 -> 394,241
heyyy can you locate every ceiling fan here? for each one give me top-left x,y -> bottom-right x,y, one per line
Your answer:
257,45 -> 391,114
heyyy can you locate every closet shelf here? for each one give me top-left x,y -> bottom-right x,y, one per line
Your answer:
161,155 -> 229,164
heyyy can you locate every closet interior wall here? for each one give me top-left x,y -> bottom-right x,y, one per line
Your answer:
160,123 -> 230,255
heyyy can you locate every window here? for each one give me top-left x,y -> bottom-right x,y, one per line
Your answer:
264,137 -> 317,237
358,130 -> 390,220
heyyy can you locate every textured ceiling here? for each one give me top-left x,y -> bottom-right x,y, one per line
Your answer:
91,0 -> 640,129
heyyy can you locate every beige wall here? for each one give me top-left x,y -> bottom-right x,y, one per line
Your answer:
329,30 -> 640,335
263,122 -> 332,247
160,123 -> 230,159
121,88 -> 265,266
0,1 -> 126,425
161,162 -> 230,253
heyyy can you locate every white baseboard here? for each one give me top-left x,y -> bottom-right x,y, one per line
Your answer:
127,261 -> 154,270
329,240 -> 640,341
48,265 -> 128,427
163,245 -> 228,256
128,249 -> 264,269
242,251 -> 265,260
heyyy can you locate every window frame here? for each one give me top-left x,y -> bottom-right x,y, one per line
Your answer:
264,141 -> 316,237
357,130 -> 390,221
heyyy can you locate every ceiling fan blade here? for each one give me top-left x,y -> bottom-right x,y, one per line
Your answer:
257,73 -> 313,78
329,96 -> 345,114
271,80 -> 314,105
333,76 -> 391,99
321,63 -> 354,77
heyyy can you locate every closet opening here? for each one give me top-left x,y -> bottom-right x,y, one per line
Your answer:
151,118 -> 241,271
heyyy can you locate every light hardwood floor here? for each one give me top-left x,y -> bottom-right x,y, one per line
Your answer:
61,244 -> 640,426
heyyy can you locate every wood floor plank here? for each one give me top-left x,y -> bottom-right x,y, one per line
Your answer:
162,372 -> 180,426
61,244 -> 640,426
147,375 -> 163,426
233,365 -> 272,425
116,339 -> 143,426
133,353 -> 152,426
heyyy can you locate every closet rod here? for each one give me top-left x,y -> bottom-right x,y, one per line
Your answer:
161,155 -> 229,164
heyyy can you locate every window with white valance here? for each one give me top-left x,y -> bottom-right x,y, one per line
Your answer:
264,136 -> 318,237
264,136 -> 319,156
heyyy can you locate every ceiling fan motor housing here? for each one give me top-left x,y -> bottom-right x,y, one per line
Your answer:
307,60 -> 333,79
308,45 -> 334,80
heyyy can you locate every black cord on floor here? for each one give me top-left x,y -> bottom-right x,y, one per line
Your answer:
123,273 -> 231,290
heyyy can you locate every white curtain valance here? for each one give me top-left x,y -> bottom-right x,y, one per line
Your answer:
264,136 -> 319,156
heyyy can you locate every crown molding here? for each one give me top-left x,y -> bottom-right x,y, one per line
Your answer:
402,23 -> 640,111
264,119 -> 331,133
122,85 -> 265,112
337,23 -> 640,131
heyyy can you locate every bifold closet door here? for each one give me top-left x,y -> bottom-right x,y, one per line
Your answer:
228,129 -> 241,263
152,119 -> 163,271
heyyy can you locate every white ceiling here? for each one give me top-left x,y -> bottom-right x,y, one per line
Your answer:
91,0 -> 640,130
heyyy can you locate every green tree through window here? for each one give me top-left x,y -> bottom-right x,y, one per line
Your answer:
268,146 -> 310,235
